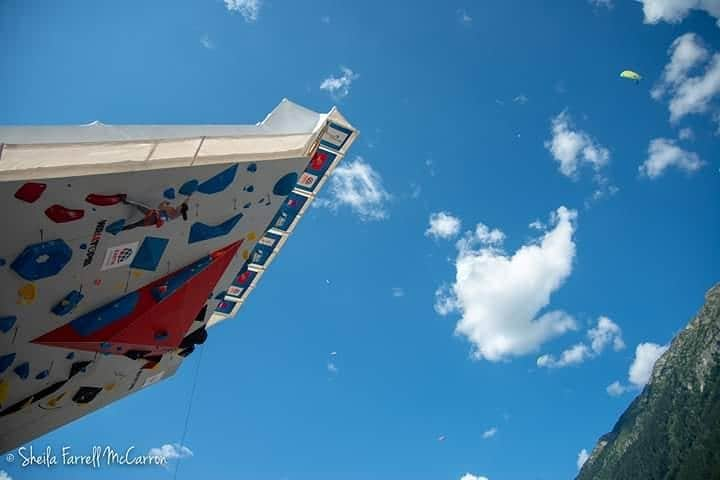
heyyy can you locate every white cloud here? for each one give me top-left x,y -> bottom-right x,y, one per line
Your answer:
538,316 -> 624,368
653,33 -> 720,122
200,34 -> 214,49
436,207 -> 578,362
577,449 -> 590,470
545,111 -> 610,178
148,443 -> 193,462
392,287 -> 405,297
588,316 -> 625,353
224,0 -> 261,22
639,138 -> 704,178
513,94 -> 529,104
461,474 -> 489,480
537,343 -> 592,368
458,9 -> 473,24
482,427 -> 498,439
607,342 -> 669,395
0,471 -> 12,480
606,380 -> 626,396
678,127 -> 695,140
590,0 -> 613,8
320,67 -> 359,99
629,342 -> 669,387
636,0 -> 720,26
426,212 -> 462,239
316,157 -> 390,220
327,362 -> 338,374
529,220 -> 545,230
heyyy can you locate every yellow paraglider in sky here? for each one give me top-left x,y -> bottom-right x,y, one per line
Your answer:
620,70 -> 642,83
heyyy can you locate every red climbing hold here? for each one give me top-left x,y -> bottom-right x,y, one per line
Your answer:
45,205 -> 85,223
85,193 -> 127,206
15,183 -> 47,203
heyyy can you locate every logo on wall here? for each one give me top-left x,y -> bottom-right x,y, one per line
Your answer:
101,242 -> 139,271
83,220 -> 107,267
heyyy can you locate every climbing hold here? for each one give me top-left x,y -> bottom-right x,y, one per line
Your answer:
243,185 -> 254,193
85,193 -> 126,206
66,352 -> 75,360
70,292 -> 140,337
14,182 -> 46,203
17,283 -> 37,305
79,243 -> 87,250
247,232 -> 257,241
0,380 -> 8,405
35,370 -> 49,380
0,316 -> 17,333
105,219 -> 125,235
52,290 -> 84,316
163,188 -> 176,200
247,163 -> 257,172
0,258 -> 6,266
45,204 -> 85,223
243,202 -> 252,209
11,239 -> 73,281
132,270 -> 143,278
93,279 -> 102,286
242,249 -> 250,260
130,237 -> 169,271
0,353 -> 16,374
179,179 -> 199,196
188,213 -> 243,244
100,342 -> 111,350
154,330 -> 169,341
72,386 -> 102,404
14,362 -> 29,380
273,172 -> 299,196
197,164 -> 238,194
104,383 -> 116,391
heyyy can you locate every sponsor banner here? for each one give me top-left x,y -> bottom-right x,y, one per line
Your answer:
101,242 -> 139,271
320,122 -> 353,151
296,149 -> 337,194
268,193 -> 307,232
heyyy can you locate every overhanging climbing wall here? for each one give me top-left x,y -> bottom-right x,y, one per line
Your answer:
0,99 -> 357,453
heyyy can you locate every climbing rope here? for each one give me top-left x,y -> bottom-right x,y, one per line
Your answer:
173,343 -> 206,480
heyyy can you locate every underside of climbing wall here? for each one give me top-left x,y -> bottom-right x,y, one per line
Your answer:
0,99 -> 357,453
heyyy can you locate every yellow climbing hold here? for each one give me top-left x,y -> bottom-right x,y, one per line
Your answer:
46,392 -> 66,408
0,380 -> 8,404
247,232 -> 257,241
18,283 -> 37,304
132,270 -> 143,278
104,383 -> 116,391
242,249 -> 250,260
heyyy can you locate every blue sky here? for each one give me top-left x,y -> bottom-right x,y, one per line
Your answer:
1,1 -> 719,479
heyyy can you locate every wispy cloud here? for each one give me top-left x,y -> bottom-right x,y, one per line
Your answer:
457,9 -> 473,25
316,157 -> 390,221
435,207 -> 578,361
577,448 -> 590,470
327,362 -> 338,374
635,0 -> 720,26
482,427 -> 498,439
224,0 -> 262,22
589,0 -> 613,8
392,287 -> 405,298
678,127 -> 694,140
607,342 -> 669,396
538,316 -> 624,368
148,443 -> 193,465
639,138 -> 704,178
320,67 -> 359,100
652,33 -> 720,122
513,94 -> 529,104
200,34 -> 214,49
545,111 -> 610,178
426,212 -> 462,240
460,474 -> 489,480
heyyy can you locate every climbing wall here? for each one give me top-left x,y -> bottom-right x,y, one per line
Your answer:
0,103 -> 356,452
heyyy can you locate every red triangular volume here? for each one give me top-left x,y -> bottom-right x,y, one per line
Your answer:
32,241 -> 242,356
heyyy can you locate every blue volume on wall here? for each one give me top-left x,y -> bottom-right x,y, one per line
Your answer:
11,239 -> 73,281
131,237 -> 169,271
188,213 -> 243,244
198,164 -> 239,194
71,292 -> 140,337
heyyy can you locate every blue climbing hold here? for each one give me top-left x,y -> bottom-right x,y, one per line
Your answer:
106,219 -> 126,235
244,185 -> 254,193
198,164 -> 238,195
71,292 -> 140,337
152,255 -> 212,301
179,179 -> 199,196
273,172 -> 299,196
13,362 -> 29,380
247,163 -> 257,172
243,202 -> 252,209
11,239 -> 73,281
52,290 -> 84,316
163,188 -> 176,200
0,316 -> 16,333
35,369 -> 49,380
0,258 -> 5,266
130,237 -> 169,271
0,353 -> 15,374
66,352 -> 75,360
79,243 -> 87,250
188,213 -> 243,244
